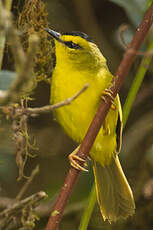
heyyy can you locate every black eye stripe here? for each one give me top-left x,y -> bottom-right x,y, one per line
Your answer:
64,41 -> 82,49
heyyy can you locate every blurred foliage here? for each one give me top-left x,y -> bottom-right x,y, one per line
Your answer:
0,0 -> 153,230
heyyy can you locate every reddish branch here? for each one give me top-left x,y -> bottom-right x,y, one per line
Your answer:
46,4 -> 153,230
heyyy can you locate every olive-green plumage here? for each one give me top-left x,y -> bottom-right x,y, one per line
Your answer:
47,29 -> 135,222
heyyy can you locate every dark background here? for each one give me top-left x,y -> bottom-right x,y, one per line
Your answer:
0,0 -> 153,229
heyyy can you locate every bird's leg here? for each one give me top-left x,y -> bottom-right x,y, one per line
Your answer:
68,145 -> 88,172
101,89 -> 116,110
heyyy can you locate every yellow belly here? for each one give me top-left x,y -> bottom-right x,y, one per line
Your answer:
51,66 -> 119,166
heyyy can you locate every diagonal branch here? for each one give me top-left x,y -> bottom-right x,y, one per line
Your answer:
45,3 -> 153,230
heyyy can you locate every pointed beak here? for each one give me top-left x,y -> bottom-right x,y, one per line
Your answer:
45,28 -> 61,42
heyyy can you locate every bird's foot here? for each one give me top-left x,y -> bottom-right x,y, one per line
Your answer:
68,147 -> 88,172
101,89 -> 116,110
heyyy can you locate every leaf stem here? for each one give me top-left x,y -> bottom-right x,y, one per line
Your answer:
78,185 -> 96,230
123,37 -> 153,126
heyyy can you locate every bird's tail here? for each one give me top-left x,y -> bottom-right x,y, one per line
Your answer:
92,155 -> 135,223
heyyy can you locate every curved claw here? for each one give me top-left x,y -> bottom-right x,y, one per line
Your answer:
101,89 -> 116,110
68,152 -> 88,172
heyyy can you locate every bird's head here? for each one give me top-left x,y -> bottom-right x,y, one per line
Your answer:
45,29 -> 107,71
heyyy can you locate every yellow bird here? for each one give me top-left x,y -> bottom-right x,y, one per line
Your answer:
46,28 -> 135,222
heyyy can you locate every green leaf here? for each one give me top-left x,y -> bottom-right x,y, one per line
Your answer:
0,70 -> 17,90
146,0 -> 153,8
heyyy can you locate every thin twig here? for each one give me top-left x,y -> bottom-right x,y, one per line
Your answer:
0,83 -> 89,119
0,191 -> 47,229
16,165 -> 40,201
0,197 -> 15,210
0,3 -> 26,71
25,83 -> 89,115
0,34 -> 39,106
0,1 -> 13,69
0,83 -> 88,114
0,3 -> 39,106
45,3 -> 153,230
118,24 -> 153,56
0,84 -> 89,116
0,196 -> 86,218
118,24 -> 131,49
0,192 -> 47,218
0,84 -> 88,182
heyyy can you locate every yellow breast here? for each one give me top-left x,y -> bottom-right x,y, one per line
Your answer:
51,64 -> 119,166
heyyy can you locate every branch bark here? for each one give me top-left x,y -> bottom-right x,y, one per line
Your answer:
45,3 -> 153,230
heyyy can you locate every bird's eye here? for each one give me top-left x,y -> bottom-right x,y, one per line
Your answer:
64,41 -> 82,49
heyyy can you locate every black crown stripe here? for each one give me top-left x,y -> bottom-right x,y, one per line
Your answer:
62,31 -> 94,43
